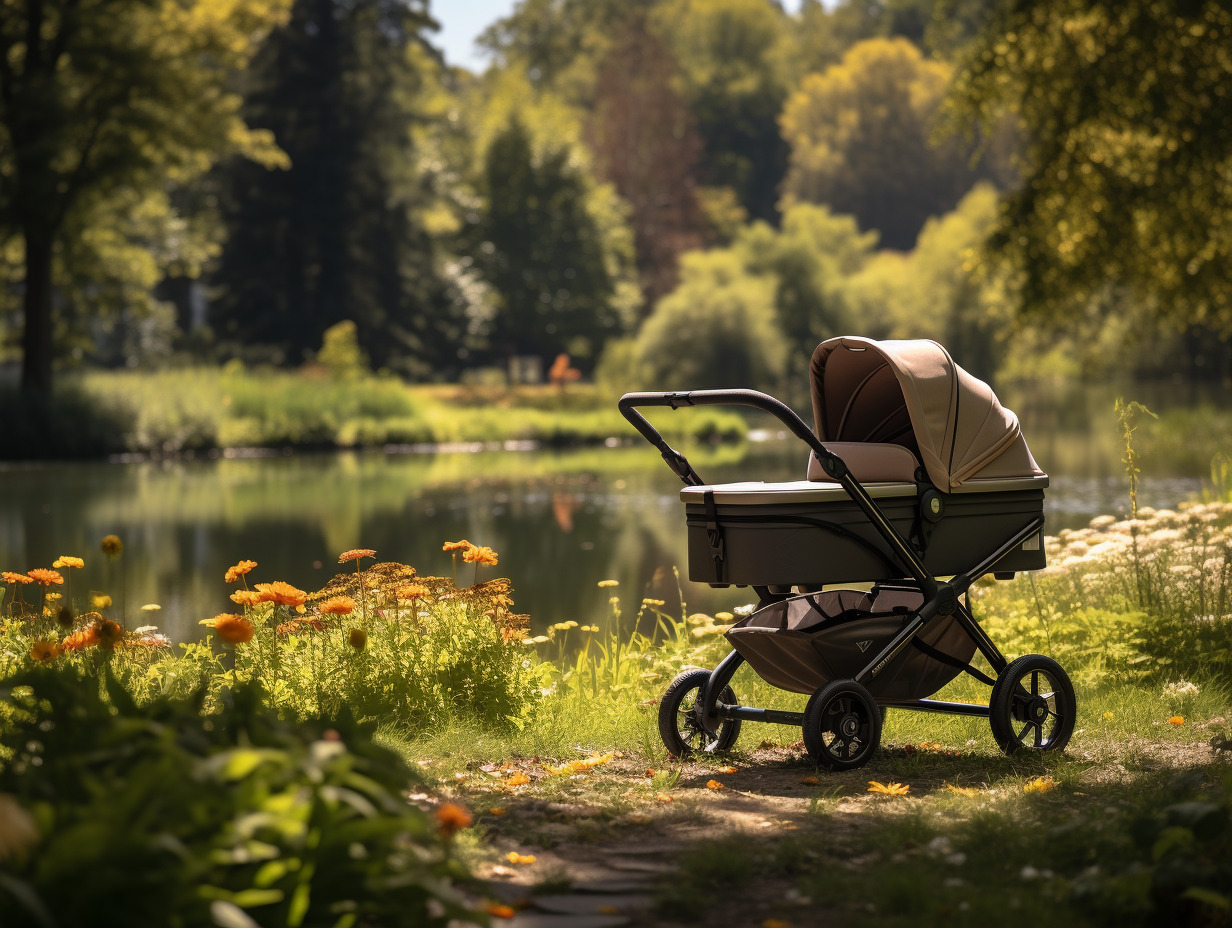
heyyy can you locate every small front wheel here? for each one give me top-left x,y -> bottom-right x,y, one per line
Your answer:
658,668 -> 741,758
989,654 -> 1076,754
803,679 -> 882,770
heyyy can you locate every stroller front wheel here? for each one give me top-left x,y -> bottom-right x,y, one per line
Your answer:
989,654 -> 1076,754
803,679 -> 882,770
658,668 -> 741,758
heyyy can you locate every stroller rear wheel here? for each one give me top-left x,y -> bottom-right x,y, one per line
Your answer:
803,679 -> 882,770
989,654 -> 1076,754
658,668 -> 741,758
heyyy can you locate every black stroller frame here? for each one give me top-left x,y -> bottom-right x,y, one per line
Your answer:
619,387 -> 1076,769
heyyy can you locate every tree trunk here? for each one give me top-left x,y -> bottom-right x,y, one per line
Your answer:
21,229 -> 55,396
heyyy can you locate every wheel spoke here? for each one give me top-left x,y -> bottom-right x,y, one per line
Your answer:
1017,721 -> 1031,743
1030,670 -> 1039,695
1033,720 -> 1043,748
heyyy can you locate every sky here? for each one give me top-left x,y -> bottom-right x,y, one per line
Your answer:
432,0 -> 807,73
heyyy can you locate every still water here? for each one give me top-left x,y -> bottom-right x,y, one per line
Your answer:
0,441 -> 1205,642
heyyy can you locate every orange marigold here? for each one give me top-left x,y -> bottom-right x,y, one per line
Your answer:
338,548 -> 376,564
30,640 -> 60,662
254,581 -> 307,607
463,545 -> 499,566
435,802 -> 473,839
52,556 -> 84,569
225,559 -> 258,583
61,625 -> 100,652
214,614 -> 255,644
26,568 -> 64,586
396,583 -> 430,600
442,539 -> 471,552
231,588 -> 274,607
317,595 -> 355,616
1,571 -> 33,585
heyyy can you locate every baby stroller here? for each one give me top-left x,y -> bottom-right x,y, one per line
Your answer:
619,336 -> 1075,770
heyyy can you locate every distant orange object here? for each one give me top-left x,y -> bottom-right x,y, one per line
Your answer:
548,353 -> 581,387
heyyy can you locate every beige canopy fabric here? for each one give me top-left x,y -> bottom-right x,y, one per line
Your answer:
809,336 -> 1044,489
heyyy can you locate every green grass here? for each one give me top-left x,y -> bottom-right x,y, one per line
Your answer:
0,368 -> 747,459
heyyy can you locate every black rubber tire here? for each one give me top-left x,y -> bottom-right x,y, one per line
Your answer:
802,679 -> 882,770
658,668 -> 741,758
989,654 -> 1077,754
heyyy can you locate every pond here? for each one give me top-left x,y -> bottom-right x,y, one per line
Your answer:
0,437 -> 1207,643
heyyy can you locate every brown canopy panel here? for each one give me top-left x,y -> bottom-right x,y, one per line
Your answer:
810,336 -> 1044,490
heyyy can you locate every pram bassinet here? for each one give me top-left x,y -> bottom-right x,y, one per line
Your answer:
619,336 -> 1076,770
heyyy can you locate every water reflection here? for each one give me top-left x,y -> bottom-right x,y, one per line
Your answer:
0,443 -> 1204,642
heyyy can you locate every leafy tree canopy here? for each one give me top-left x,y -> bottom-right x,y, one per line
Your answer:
949,0 -> 1232,331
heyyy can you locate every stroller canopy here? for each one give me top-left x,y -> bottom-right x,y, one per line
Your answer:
810,336 -> 1043,490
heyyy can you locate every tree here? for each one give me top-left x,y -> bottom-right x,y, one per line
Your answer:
633,249 -> 787,390
0,0 -> 290,394
948,0 -> 1232,330
211,0 -> 455,375
471,119 -> 622,367
780,37 -> 997,249
588,17 -> 707,307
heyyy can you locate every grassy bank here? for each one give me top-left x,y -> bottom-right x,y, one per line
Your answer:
0,369 -> 747,459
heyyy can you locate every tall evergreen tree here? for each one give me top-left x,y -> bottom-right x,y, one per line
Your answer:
472,119 -> 619,367
212,0 -> 455,374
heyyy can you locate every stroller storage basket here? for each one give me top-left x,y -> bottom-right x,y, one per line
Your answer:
683,478 -> 1046,587
726,587 -> 978,702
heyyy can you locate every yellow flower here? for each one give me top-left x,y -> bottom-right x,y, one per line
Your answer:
100,534 -> 123,557
224,560 -> 258,583
92,594 -> 112,609
463,545 -> 499,566
945,784 -> 980,798
52,556 -> 84,569
338,548 -> 376,564
867,781 -> 910,796
642,598 -> 666,606
213,614 -> 255,644
597,579 -> 619,587
140,603 -> 161,612
442,539 -> 471,552
505,852 -> 536,865
29,640 -> 60,662
1168,715 -> 1185,725
232,588 -> 274,607
1023,776 -> 1058,793
1102,711 -> 1115,720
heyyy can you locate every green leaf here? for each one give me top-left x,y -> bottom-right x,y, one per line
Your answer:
1151,826 -> 1195,862
210,899 -> 261,928
1180,887 -> 1231,911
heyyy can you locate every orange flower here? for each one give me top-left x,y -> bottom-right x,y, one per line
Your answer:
505,852 -> 536,865
26,569 -> 64,586
61,625 -> 100,652
435,802 -> 473,838
442,539 -> 471,552
1,571 -> 33,585
100,534 -> 123,557
463,545 -> 499,566
338,548 -> 376,564
348,627 -> 367,650
396,583 -> 429,600
254,581 -> 307,607
867,781 -> 910,796
30,640 -> 60,662
317,596 -> 355,616
1169,715 -> 1186,726
484,902 -> 516,919
214,614 -> 255,644
225,560 -> 258,583
231,588 -> 274,607
96,619 -> 124,648
706,780 -> 724,790
52,556 -> 84,569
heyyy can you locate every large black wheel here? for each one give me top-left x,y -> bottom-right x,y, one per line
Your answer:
803,679 -> 882,770
989,654 -> 1076,754
658,668 -> 741,758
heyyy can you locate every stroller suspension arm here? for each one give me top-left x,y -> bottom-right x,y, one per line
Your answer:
619,390 -> 936,592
